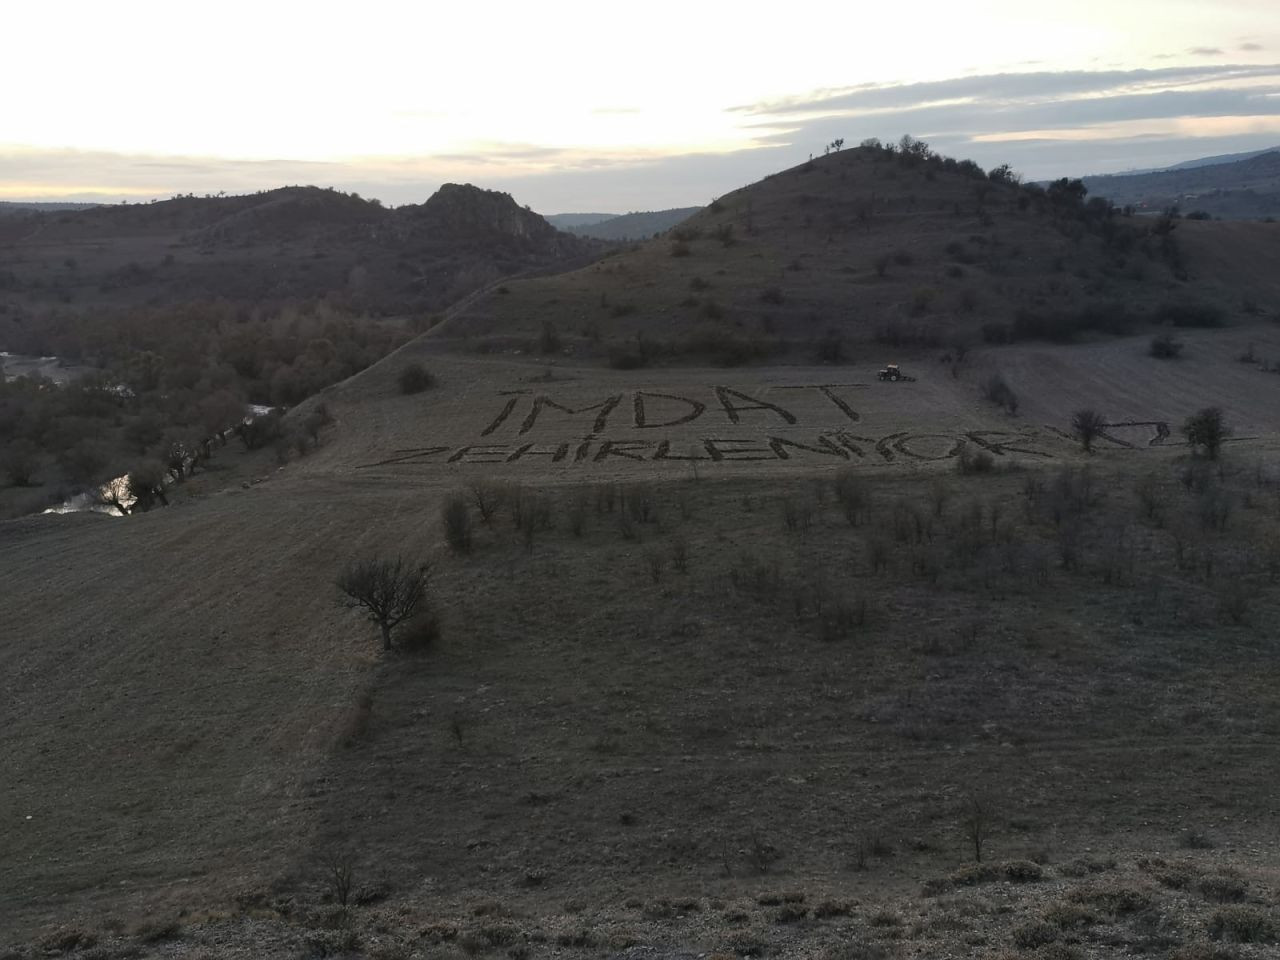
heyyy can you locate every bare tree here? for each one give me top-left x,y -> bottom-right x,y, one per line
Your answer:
335,556 -> 430,651
442,495 -> 472,554
1071,409 -> 1106,454
96,475 -> 133,516
469,480 -> 506,525
320,848 -> 356,907
963,795 -> 992,862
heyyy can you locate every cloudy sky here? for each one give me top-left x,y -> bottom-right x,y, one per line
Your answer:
3,0 -> 1278,212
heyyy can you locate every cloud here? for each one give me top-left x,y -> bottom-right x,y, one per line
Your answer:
732,65 -> 1280,116
1188,46 -> 1225,56
1241,42 -> 1265,52
7,63 -> 1280,210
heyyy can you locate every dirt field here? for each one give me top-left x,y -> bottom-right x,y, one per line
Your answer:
2,328 -> 1280,956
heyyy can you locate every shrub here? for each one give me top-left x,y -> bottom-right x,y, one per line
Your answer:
982,321 -> 1012,344
443,495 -> 473,554
1150,333 -> 1184,358
815,329 -> 845,363
834,468 -> 870,525
238,410 -> 285,450
1208,906 -> 1276,943
1012,920 -> 1059,949
538,320 -> 562,354
1182,408 -> 1230,460
399,362 -> 436,394
1,439 -> 40,487
1069,883 -> 1151,917
398,609 -> 441,652
1199,875 -> 1247,903
1158,301 -> 1225,328
980,373 -> 1019,414
608,347 -> 648,370
670,240 -> 691,257
956,447 -> 996,475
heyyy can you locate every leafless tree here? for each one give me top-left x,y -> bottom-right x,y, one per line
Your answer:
1071,409 -> 1106,453
469,480 -> 506,524
963,795 -> 992,862
335,556 -> 430,651
320,848 -> 356,907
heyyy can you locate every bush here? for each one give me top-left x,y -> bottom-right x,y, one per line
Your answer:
238,410 -> 285,450
398,609 -> 441,652
1199,875 -> 1247,903
1208,906 -> 1276,943
608,347 -> 648,370
815,329 -> 845,363
1158,301 -> 1225,328
1071,409 -> 1106,453
537,320 -> 562,354
443,495 -> 473,554
956,447 -> 996,474
399,362 -> 436,394
1150,333 -> 1184,359
1012,920 -> 1058,949
982,322 -> 1012,344
980,373 -> 1019,414
1182,408 -> 1230,460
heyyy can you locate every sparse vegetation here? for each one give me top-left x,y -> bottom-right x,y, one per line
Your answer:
399,362 -> 436,394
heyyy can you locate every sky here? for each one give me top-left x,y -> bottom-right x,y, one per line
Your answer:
3,0 -> 1279,212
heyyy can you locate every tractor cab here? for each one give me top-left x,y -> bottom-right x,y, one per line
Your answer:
878,364 -> 902,382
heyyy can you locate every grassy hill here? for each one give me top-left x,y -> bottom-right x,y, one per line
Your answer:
438,145 -> 1280,367
1083,151 -> 1280,220
562,207 -> 703,241
0,184 -> 598,320
2,144 -> 1280,957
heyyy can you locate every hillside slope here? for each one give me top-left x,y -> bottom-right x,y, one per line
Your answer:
438,145 -> 1280,365
563,206 -> 703,240
0,184 -> 600,322
1083,151 -> 1280,219
3,328 -> 1279,947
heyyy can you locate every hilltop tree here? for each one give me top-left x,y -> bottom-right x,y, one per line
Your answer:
335,556 -> 430,651
1071,409 -> 1106,453
1182,407 -> 1230,460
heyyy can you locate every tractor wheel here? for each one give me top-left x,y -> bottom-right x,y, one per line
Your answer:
890,374 -> 899,381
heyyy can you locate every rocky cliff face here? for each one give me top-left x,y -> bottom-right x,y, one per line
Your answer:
403,183 -> 561,243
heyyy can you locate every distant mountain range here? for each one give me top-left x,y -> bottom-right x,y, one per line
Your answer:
1081,148 -> 1280,219
0,200 -> 100,216
545,207 -> 702,240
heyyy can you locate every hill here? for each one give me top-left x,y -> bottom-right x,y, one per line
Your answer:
0,200 -> 100,216
1083,151 -> 1280,219
436,144 -> 1280,365
0,184 -> 598,321
544,212 -> 618,230
0,183 -> 600,519
561,206 -> 703,241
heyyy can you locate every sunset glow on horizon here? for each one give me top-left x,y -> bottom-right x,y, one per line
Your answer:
4,0 -> 1279,210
